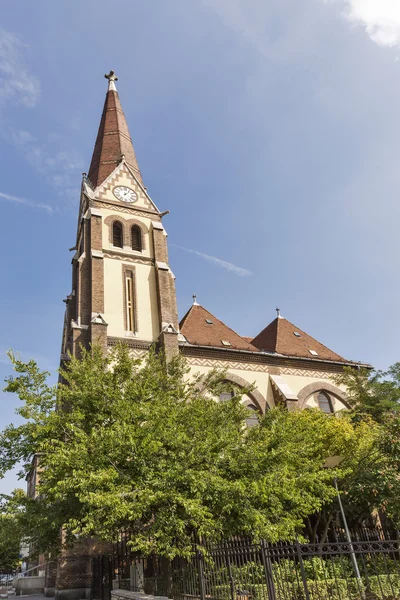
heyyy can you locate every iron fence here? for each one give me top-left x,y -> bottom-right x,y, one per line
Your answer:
106,527 -> 400,600
0,571 -> 14,587
155,537 -> 400,600
314,524 -> 398,545
92,556 -> 113,600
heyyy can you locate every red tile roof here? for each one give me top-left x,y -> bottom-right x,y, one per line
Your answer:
88,86 -> 142,188
180,305 -> 257,351
180,305 -> 348,363
251,317 -> 347,362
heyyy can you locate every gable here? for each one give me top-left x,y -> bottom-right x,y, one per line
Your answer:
95,162 -> 159,214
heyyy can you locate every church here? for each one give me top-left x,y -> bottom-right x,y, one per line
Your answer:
60,71 -> 369,419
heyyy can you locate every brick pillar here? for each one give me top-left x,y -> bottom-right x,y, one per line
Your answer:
79,219 -> 91,346
159,329 -> 179,360
71,325 -> 87,359
55,538 -> 112,600
55,555 -> 93,600
90,212 -> 104,315
44,560 -> 57,597
89,210 -> 108,353
152,223 -> 179,360
90,321 -> 108,352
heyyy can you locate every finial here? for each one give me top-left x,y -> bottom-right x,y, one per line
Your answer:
192,294 -> 199,306
276,307 -> 281,318
104,70 -> 118,91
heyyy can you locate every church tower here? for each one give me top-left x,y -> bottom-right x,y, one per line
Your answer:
61,71 -> 179,362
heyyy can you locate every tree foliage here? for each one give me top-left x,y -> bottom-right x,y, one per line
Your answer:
334,365 -> 400,527
0,345 -> 365,557
0,490 -> 25,571
335,365 -> 400,424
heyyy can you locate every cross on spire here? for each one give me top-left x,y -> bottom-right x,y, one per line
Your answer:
105,70 -> 118,82
104,70 -> 118,91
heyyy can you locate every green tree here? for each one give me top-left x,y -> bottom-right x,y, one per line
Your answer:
335,365 -> 400,424
0,490 -> 24,571
0,345 -> 362,558
333,365 -> 400,527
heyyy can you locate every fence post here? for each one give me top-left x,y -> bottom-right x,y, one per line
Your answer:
260,540 -> 277,600
334,477 -> 364,587
224,541 -> 236,600
197,551 -> 206,600
108,556 -> 113,600
295,540 -> 310,600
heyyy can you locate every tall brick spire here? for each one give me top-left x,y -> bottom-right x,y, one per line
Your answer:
87,71 -> 143,188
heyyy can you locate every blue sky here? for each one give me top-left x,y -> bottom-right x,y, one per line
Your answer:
1,0 -> 400,494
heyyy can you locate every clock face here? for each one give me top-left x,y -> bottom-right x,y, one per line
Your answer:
113,186 -> 137,203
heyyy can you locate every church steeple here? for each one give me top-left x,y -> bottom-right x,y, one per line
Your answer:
61,71 -> 179,364
87,70 -> 143,188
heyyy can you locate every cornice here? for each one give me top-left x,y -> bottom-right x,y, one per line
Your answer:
180,345 -> 359,373
103,250 -> 154,265
91,199 -> 161,220
107,337 -> 153,350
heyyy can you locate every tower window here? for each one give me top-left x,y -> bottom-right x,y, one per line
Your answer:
125,271 -> 136,332
246,404 -> 260,428
131,225 -> 142,252
219,391 -> 234,402
317,391 -> 334,414
113,221 -> 123,248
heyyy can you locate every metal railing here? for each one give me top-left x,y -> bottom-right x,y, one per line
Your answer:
19,564 -> 45,577
0,572 -> 15,587
152,536 -> 400,600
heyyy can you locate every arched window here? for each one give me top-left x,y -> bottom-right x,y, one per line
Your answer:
219,391 -> 234,402
317,391 -> 334,414
113,221 -> 123,248
246,404 -> 260,428
131,225 -> 142,251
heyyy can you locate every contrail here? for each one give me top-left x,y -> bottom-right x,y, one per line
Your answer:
172,244 -> 252,277
0,191 -> 54,214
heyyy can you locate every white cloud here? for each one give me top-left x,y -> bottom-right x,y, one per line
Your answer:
202,0 -> 331,65
0,29 -> 82,207
0,191 -> 55,214
9,128 -> 84,200
207,0 -> 400,55
0,27 -> 40,107
327,0 -> 400,48
172,244 -> 252,277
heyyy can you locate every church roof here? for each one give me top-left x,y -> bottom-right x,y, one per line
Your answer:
179,304 -> 257,351
180,303 -> 349,363
251,316 -> 347,362
87,71 -> 143,189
